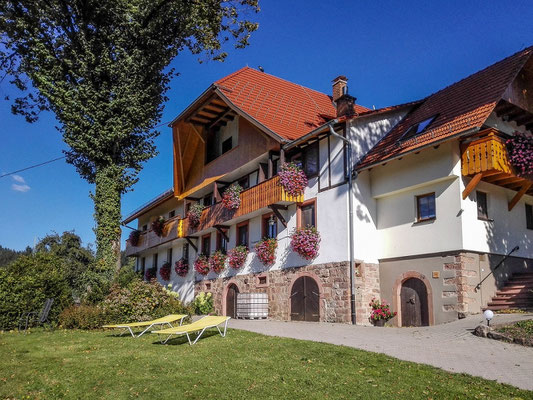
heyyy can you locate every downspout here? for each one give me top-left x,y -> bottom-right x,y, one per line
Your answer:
328,124 -> 357,325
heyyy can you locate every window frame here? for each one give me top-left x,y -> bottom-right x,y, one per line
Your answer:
476,191 -> 489,221
297,198 -> 317,228
201,233 -> 211,256
236,220 -> 249,247
216,229 -> 228,253
182,243 -> 189,261
261,213 -> 278,239
526,204 -> 533,230
169,210 -> 175,218
167,248 -> 173,263
416,192 -> 436,222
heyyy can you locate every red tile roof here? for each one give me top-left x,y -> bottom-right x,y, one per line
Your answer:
215,67 -> 369,140
358,46 -> 533,169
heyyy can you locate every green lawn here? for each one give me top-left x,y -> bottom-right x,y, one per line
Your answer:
0,328 -> 530,399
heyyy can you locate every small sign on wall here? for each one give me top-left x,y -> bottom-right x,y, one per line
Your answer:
432,271 -> 440,279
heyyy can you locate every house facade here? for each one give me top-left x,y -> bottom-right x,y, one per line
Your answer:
124,47 -> 533,326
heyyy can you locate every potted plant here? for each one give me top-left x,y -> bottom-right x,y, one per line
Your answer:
159,261 -> 171,281
209,250 -> 227,274
228,245 -> 248,270
222,183 -> 243,210
144,266 -> 157,281
194,255 -> 210,276
290,226 -> 321,260
369,298 -> 397,326
279,162 -> 308,197
151,216 -> 165,237
506,132 -> 533,179
187,203 -> 205,227
255,238 -> 278,266
174,258 -> 189,277
128,230 -> 141,246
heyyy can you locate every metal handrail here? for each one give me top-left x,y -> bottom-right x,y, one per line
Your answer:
474,245 -> 519,292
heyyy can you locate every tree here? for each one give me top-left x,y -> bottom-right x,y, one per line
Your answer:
0,245 -> 31,267
0,1 -> 259,271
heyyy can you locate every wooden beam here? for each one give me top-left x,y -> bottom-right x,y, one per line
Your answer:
197,110 -> 218,119
208,109 -> 234,129
189,123 -> 205,143
269,204 -> 288,227
280,148 -> 286,165
462,172 -> 483,200
214,225 -> 229,242
213,181 -> 222,202
514,114 -> 533,126
508,181 -> 532,211
176,127 -> 185,193
185,237 -> 198,253
203,104 -> 226,113
189,116 -> 211,124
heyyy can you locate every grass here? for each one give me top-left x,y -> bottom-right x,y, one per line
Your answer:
497,319 -> 533,345
0,328 -> 531,400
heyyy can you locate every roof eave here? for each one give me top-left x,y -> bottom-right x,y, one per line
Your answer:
122,189 -> 175,225
168,84 -> 217,127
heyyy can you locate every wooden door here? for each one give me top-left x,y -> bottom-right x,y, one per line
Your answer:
290,276 -> 320,322
226,284 -> 239,318
400,278 -> 429,327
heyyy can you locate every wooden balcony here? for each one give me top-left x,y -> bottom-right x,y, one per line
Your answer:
461,129 -> 532,210
125,175 -> 303,256
189,175 -> 303,234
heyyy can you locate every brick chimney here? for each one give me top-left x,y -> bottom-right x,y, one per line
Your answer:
332,75 -> 348,102
332,76 -> 356,118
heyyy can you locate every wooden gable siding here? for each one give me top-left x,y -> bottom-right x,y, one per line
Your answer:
174,117 -> 280,197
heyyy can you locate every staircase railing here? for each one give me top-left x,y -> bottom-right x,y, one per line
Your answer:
474,245 -> 519,292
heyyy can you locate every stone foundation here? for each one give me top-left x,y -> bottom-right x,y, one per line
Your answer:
194,261 -> 380,325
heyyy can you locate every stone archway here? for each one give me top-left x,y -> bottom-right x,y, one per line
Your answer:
222,280 -> 240,318
392,271 -> 434,327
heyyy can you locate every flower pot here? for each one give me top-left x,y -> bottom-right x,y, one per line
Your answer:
373,319 -> 385,327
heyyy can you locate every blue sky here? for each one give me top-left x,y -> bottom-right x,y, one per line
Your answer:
1,0 -> 532,251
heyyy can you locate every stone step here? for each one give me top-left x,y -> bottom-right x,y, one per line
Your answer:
506,278 -> 533,284
482,305 -> 533,311
487,300 -> 533,307
493,293 -> 533,300
498,284 -> 533,290
496,289 -> 533,295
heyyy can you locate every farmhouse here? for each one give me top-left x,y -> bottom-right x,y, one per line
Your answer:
123,46 -> 533,326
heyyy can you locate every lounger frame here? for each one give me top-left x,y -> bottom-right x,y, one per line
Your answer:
112,316 -> 186,338
158,317 -> 230,345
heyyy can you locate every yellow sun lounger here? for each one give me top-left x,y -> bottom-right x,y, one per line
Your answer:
152,316 -> 230,345
102,314 -> 187,337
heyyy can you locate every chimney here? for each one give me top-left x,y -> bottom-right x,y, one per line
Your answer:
332,76 -> 356,118
332,75 -> 348,102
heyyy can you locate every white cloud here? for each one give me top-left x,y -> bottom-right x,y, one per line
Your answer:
11,175 -> 30,192
12,174 -> 25,183
12,183 -> 31,192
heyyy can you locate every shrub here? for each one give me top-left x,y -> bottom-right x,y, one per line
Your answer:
192,292 -> 213,315
369,298 -> 397,322
222,184 -> 243,210
159,262 -> 171,281
209,250 -> 226,274
290,226 -> 321,260
151,216 -> 165,237
128,230 -> 141,246
194,255 -> 210,275
255,238 -> 277,266
228,245 -> 248,269
187,203 -> 205,227
0,253 -> 72,330
175,258 -> 189,277
59,304 -> 108,330
279,162 -> 307,197
145,266 -> 157,281
506,132 -> 533,178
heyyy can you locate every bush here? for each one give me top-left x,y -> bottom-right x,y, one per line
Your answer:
192,292 -> 214,315
59,304 -> 109,330
0,253 -> 72,330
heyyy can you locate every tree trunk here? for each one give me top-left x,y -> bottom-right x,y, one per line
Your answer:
92,164 -> 122,274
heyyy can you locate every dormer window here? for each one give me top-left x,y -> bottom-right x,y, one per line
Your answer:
399,115 -> 438,142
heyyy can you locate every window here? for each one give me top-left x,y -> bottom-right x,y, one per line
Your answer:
298,199 -> 316,228
526,204 -> 533,230
169,210 -> 175,218
237,221 -> 249,247
477,191 -> 489,220
167,248 -> 173,263
182,243 -> 189,261
153,253 -> 158,268
203,193 -> 213,207
142,224 -> 148,231
416,193 -> 436,221
222,137 -> 232,154
216,230 -> 228,253
238,176 -> 249,190
262,214 -> 278,239
141,257 -> 146,273
399,115 -> 438,142
303,143 -> 319,177
202,234 -> 211,255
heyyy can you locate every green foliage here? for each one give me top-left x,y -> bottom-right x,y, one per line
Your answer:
192,291 -> 214,315
0,245 -> 32,268
0,0 -> 260,270
58,304 -> 109,330
0,253 -> 72,330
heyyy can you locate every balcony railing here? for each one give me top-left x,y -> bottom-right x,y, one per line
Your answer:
461,128 -> 532,207
125,175 -> 303,256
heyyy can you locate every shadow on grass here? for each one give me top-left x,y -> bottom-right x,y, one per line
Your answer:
152,330 -> 220,346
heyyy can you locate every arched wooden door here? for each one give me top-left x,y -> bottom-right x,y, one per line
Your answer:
290,276 -> 319,322
400,278 -> 429,327
226,284 -> 239,318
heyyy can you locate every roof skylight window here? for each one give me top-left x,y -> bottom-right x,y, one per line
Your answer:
399,115 -> 438,142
